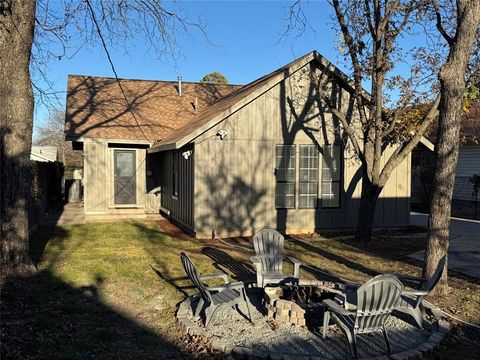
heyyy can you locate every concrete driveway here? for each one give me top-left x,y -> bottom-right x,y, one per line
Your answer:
410,212 -> 480,278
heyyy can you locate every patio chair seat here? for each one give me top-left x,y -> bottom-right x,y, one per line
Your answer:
398,294 -> 417,308
331,312 -> 356,330
211,288 -> 241,305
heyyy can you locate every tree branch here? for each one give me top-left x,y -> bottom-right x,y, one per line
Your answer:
85,0 -> 152,142
433,0 -> 454,45
322,94 -> 364,161
379,96 -> 440,185
331,0 -> 369,127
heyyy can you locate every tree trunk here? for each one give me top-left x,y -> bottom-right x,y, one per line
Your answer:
424,0 -> 480,296
0,1 -> 37,276
355,178 -> 382,243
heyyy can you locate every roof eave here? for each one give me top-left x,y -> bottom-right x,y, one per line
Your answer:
147,142 -> 178,153
419,136 -> 435,151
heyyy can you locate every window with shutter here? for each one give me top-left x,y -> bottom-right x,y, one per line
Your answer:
275,145 -> 296,209
321,145 -> 342,208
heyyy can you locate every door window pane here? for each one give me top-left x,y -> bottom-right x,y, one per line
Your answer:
114,150 -> 136,205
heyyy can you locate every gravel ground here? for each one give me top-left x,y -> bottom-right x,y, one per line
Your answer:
192,289 -> 433,359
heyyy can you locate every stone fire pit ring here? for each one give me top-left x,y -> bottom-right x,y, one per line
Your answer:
176,285 -> 451,359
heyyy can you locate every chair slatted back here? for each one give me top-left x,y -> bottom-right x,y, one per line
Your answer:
181,252 -> 211,304
259,255 -> 284,273
253,229 -> 285,273
355,275 -> 403,333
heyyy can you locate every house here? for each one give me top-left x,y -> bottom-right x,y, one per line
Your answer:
31,146 -> 58,162
65,51 -> 414,237
412,101 -> 480,219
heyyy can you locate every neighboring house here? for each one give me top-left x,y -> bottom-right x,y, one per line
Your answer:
31,146 -> 58,162
29,146 -> 62,231
65,51 -> 416,237
411,101 -> 480,219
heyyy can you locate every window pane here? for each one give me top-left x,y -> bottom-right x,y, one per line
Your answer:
275,183 -> 295,208
276,168 -> 296,182
322,181 -> 340,208
299,145 -> 318,208
115,151 -> 135,177
323,145 -> 341,181
299,181 -> 318,208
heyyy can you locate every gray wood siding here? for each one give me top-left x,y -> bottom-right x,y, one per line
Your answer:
160,145 -> 194,231
84,139 -> 108,214
193,61 -> 411,238
83,138 -> 158,218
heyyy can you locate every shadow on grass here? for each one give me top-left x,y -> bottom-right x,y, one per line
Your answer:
0,271 -> 188,359
29,225 -> 70,268
201,246 -> 256,283
287,237 -> 379,279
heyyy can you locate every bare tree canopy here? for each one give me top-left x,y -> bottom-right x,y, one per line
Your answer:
1,0 -> 206,276
286,0 -> 443,243
35,109 -> 83,167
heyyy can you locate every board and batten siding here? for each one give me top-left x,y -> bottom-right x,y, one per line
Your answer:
160,145 -> 194,232
192,61 -> 411,238
83,138 -> 159,219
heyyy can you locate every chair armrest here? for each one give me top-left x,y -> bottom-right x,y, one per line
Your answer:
322,299 -> 355,316
402,289 -> 429,297
207,281 -> 245,292
199,273 -> 229,284
286,256 -> 302,265
396,274 -> 428,283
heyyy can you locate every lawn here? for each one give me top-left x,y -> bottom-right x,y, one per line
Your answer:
1,221 -> 479,359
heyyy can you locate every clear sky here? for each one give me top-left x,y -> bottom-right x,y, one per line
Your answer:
33,0 -> 428,137
33,0 -> 343,136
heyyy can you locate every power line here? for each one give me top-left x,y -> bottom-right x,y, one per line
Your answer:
85,0 -> 152,143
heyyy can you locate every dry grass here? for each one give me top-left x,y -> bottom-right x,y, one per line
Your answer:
1,221 -> 479,359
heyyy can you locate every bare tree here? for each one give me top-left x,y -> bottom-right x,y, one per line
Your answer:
1,0 -> 206,276
1,1 -> 37,276
287,0 -> 441,243
35,109 -> 83,167
424,0 -> 480,295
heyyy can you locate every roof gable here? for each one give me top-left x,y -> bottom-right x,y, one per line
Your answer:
148,50 -> 371,153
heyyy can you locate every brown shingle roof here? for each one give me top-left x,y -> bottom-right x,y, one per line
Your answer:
64,75 -> 242,142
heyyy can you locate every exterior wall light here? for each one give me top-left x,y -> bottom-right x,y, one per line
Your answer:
182,150 -> 192,159
217,129 -> 227,140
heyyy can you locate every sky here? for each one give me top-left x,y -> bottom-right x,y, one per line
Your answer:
33,0 -> 430,138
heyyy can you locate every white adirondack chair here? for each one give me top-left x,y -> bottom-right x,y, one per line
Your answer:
250,228 -> 301,287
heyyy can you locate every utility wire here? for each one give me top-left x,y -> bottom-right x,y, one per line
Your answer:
85,0 -> 152,143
